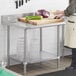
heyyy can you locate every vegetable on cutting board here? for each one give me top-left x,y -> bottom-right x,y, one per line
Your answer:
25,16 -> 43,20
36,9 -> 50,18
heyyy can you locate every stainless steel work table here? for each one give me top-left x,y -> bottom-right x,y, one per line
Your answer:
6,21 -> 65,75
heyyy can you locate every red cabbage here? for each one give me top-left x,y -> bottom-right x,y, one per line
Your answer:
36,9 -> 50,18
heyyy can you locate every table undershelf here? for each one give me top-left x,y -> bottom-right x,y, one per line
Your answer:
10,51 -> 59,64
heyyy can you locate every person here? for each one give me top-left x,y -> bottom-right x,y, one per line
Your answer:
54,0 -> 76,70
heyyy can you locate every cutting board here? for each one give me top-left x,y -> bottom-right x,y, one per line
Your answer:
18,18 -> 64,25
18,18 -> 28,23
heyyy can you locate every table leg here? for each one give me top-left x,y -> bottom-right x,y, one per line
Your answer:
23,62 -> 27,76
57,25 -> 60,69
62,25 -> 64,58
40,28 -> 42,62
7,26 -> 10,67
24,28 -> 28,76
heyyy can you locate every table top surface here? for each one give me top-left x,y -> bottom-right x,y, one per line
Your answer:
4,21 -> 65,29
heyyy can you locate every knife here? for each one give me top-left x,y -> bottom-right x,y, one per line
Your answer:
19,0 -> 22,6
15,0 -> 18,8
22,0 -> 24,5
25,0 -> 27,3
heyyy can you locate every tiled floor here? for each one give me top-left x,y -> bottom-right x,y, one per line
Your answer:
6,56 -> 72,76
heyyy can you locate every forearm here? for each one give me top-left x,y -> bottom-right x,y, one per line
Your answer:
60,11 -> 64,15
53,10 -> 64,15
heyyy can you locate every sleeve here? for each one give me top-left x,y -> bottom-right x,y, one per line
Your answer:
64,4 -> 73,16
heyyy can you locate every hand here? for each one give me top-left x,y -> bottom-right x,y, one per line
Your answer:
53,10 -> 61,15
54,14 -> 64,19
53,10 -> 64,15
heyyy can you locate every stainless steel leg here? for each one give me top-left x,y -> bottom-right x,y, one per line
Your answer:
62,25 -> 64,58
57,25 -> 60,69
24,28 -> 28,76
7,26 -> 10,67
40,27 -> 42,62
23,62 -> 27,76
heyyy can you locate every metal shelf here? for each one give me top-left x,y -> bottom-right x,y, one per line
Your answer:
10,51 -> 58,64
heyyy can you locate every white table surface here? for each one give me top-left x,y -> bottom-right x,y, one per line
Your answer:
7,21 -> 65,29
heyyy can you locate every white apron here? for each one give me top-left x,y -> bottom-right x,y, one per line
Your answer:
64,13 -> 76,48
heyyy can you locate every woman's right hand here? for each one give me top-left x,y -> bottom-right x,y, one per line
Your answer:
54,14 -> 64,19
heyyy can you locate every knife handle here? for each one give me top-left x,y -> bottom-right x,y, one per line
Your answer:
15,1 -> 18,9
19,0 -> 22,6
25,0 -> 27,3
22,0 -> 24,5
